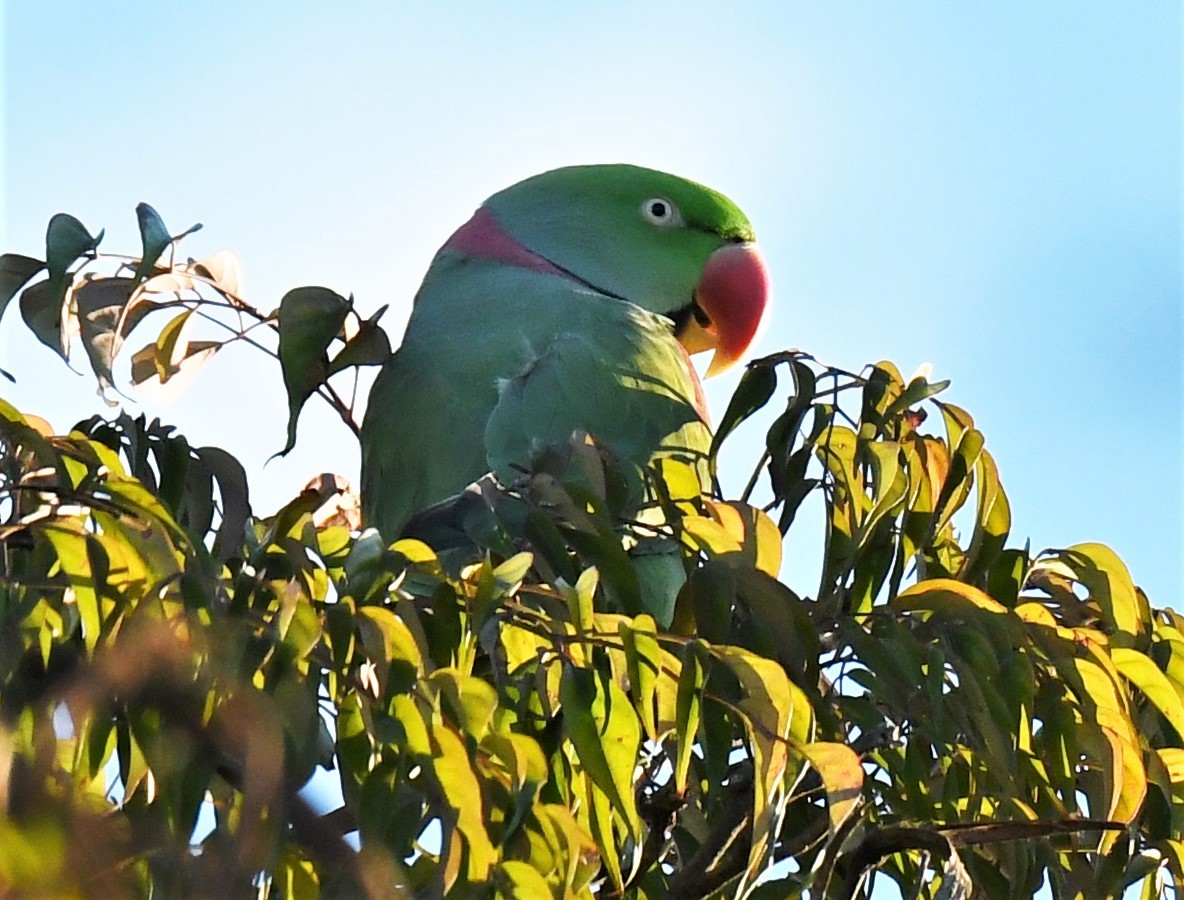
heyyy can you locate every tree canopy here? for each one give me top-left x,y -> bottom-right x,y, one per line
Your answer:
0,206 -> 1180,898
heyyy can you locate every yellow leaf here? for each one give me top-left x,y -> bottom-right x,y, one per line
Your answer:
495,861 -> 554,899
1112,647 -> 1184,739
1097,725 -> 1146,851
894,577 -> 1009,616
1156,748 -> 1184,784
801,741 -> 863,836
429,669 -> 499,741
430,721 -> 498,882
1057,542 -> 1145,645
682,515 -> 742,557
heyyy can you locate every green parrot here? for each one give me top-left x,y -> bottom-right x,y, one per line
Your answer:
360,164 -> 768,619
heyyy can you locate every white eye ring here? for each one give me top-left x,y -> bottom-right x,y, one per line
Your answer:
641,197 -> 681,227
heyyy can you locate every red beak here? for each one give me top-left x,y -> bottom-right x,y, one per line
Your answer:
677,242 -> 770,376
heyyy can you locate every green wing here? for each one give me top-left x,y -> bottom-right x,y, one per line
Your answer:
484,301 -> 710,493
361,257 -> 710,540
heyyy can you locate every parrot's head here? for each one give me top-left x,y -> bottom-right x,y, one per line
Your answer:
454,164 -> 769,376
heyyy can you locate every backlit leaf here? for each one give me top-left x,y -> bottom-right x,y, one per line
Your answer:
674,640 -> 707,794
620,615 -> 660,741
72,274 -> 138,393
559,663 -> 640,839
1112,647 -> 1184,740
0,253 -> 45,324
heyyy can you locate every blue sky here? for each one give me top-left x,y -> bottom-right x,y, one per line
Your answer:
3,3 -> 1180,607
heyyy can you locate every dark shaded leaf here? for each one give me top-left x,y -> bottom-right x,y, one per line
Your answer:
276,286 -> 350,455
327,305 -> 392,375
710,359 -> 777,460
18,278 -> 69,359
199,445 -> 251,562
0,253 -> 45,325
46,213 -> 102,285
132,203 -> 172,285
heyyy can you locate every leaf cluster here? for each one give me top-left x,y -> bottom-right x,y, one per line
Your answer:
0,209 -> 1181,899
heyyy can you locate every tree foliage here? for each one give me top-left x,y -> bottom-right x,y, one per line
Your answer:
0,207 -> 1181,898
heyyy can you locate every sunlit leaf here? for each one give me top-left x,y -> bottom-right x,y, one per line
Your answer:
893,577 -> 1011,617
430,669 -> 498,740
1113,647 -> 1184,740
1058,542 -> 1146,646
674,640 -> 707,794
620,615 -> 660,741
682,514 -> 742,558
357,606 -> 422,695
129,309 -> 221,401
429,720 -> 498,882
495,860 -> 554,898
559,663 -> 641,839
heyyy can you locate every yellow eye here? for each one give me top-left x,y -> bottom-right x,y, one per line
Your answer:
641,197 -> 681,227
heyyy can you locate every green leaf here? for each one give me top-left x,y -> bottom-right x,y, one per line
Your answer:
326,304 -> 392,375
197,445 -> 251,562
681,559 -> 735,643
274,846 -> 320,899
857,441 -> 908,546
276,286 -> 350,455
732,567 -> 819,685
538,804 -> 599,895
682,514 -> 743,558
621,615 -> 661,741
1098,723 -> 1148,841
559,663 -> 640,839
42,519 -> 102,652
132,203 -> 174,285
0,253 -> 45,324
961,448 -> 1011,584
46,213 -> 102,286
19,278 -> 70,360
715,646 -> 810,890
584,771 -> 624,891
356,606 -> 422,696
881,374 -> 952,423
674,640 -> 707,794
481,732 -> 548,793
710,359 -> 777,460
